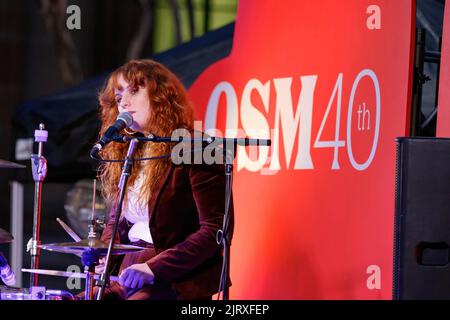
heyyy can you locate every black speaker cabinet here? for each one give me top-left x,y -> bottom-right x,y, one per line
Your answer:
393,137 -> 450,299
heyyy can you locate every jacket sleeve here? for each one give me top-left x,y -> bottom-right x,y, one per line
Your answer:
146,163 -> 232,283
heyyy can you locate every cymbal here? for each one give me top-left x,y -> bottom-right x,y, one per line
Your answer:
21,268 -> 119,282
38,239 -> 145,255
0,228 -> 13,243
0,159 -> 25,169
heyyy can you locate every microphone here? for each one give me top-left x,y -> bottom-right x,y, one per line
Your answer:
90,112 -> 133,158
0,251 -> 16,286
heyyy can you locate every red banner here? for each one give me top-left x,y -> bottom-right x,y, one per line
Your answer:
437,3 -> 450,136
189,0 -> 415,299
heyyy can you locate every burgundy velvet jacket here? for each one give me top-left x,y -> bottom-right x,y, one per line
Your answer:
101,162 -> 233,299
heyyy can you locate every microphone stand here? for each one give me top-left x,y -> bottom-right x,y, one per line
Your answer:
96,138 -> 139,300
120,133 -> 270,300
217,142 -> 236,300
93,133 -> 270,300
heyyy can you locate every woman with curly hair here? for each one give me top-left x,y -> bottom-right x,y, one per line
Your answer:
86,59 -> 232,300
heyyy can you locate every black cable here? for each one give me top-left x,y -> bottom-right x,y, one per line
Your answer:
90,147 -> 209,163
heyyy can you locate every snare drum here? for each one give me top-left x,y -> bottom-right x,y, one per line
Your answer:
0,285 -> 74,300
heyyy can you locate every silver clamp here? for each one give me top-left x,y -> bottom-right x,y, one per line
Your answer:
26,238 -> 39,256
31,154 -> 47,182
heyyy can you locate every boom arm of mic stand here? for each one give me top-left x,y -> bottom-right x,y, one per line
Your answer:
96,138 -> 139,300
119,134 -> 272,146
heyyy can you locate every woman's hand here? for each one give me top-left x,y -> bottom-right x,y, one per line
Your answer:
119,263 -> 155,289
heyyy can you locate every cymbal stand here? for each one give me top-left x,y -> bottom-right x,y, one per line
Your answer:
29,123 -> 48,287
84,264 -> 96,300
84,179 -> 98,300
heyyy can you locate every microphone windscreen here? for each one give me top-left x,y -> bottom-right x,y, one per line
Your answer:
117,112 -> 133,127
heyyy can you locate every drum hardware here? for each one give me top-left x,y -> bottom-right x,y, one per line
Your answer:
0,159 -> 26,169
0,285 -> 74,300
21,268 -> 118,301
63,179 -> 108,239
37,179 -> 144,300
21,268 -> 120,282
29,123 -> 48,287
85,179 -> 98,300
0,228 -> 13,244
88,179 -> 97,240
45,289 -> 75,300
37,228 -> 143,300
9,126 -> 131,299
13,126 -> 146,300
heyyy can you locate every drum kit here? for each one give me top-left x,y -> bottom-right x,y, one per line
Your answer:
0,157 -> 145,300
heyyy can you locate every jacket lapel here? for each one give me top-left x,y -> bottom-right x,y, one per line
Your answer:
148,163 -> 175,222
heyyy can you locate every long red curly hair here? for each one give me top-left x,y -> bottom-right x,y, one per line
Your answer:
97,59 -> 194,205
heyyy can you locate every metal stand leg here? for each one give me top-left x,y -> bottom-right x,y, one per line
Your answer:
84,265 -> 95,300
